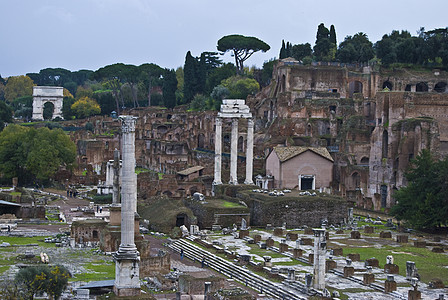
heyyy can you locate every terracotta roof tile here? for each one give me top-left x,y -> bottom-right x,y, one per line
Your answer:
273,146 -> 333,162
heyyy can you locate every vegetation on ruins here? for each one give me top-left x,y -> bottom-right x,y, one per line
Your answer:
0,125 -> 76,184
217,34 -> 271,74
14,265 -> 70,299
70,96 -> 101,119
390,149 -> 448,230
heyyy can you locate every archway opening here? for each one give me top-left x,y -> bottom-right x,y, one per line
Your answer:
176,213 -> 186,227
434,82 -> 447,93
382,130 -> 388,159
351,172 -> 360,189
382,80 -> 393,90
349,81 -> 363,98
405,84 -> 412,91
43,102 -> 55,120
416,82 -> 428,92
197,133 -> 205,149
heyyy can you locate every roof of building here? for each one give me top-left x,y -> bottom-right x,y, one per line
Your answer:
80,279 -> 115,289
0,200 -> 21,207
272,146 -> 334,163
177,166 -> 204,176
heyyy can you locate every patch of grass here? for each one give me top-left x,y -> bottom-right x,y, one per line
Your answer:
342,245 -> 448,283
0,236 -> 51,247
135,167 -> 150,175
222,201 -> 243,208
72,260 -> 115,282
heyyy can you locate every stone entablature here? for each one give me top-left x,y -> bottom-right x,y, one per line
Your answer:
32,86 -> 63,120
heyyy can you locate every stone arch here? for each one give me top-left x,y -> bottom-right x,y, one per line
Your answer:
281,74 -> 286,93
405,84 -> 412,91
43,102 -> 55,120
176,213 -> 187,227
349,81 -> 363,98
162,190 -> 172,197
360,156 -> 369,165
350,172 -> 361,189
32,86 -> 64,120
197,133 -> 205,149
382,80 -> 393,90
434,82 -> 447,93
416,82 -> 428,92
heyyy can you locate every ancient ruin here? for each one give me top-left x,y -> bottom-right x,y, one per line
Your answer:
113,115 -> 140,297
32,86 -> 64,120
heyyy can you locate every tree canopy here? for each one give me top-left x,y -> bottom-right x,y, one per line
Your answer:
71,96 -> 101,119
217,34 -> 270,73
390,149 -> 448,230
337,32 -> 375,63
0,125 -> 76,184
4,75 -> 34,103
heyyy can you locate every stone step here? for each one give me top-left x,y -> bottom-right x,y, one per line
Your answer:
168,238 -> 307,300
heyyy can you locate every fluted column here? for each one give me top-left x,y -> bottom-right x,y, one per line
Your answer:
114,115 -> 140,297
229,118 -> 238,185
213,118 -> 222,185
119,116 -> 138,250
313,228 -> 326,290
244,118 -> 254,185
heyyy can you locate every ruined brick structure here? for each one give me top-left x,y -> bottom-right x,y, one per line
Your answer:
71,59 -> 448,214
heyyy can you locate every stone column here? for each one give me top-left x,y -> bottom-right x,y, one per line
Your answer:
112,149 -> 120,205
213,118 -> 222,185
229,118 -> 238,185
114,116 -> 140,297
313,228 -> 326,290
244,118 -> 254,185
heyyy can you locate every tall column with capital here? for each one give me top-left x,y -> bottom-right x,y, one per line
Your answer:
229,118 -> 238,184
244,118 -> 254,185
213,117 -> 222,185
114,115 -> 140,297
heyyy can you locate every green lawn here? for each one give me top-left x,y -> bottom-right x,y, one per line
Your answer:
342,245 -> 448,283
72,260 -> 115,282
0,236 -> 51,247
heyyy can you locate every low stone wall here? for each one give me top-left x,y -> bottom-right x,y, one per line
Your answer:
140,252 -> 170,276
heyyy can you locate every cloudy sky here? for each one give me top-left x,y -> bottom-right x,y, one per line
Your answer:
1,0 -> 447,77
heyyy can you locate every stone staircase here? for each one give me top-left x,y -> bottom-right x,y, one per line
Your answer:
168,237 -> 309,300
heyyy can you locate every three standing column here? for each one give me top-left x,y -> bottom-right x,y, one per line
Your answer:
244,118 -> 254,185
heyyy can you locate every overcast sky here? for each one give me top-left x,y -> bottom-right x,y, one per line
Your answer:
1,0 -> 447,77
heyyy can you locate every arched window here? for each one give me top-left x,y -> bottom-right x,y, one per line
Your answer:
434,82 -> 447,93
382,130 -> 388,159
349,81 -> 363,98
416,82 -> 428,92
382,80 -> 393,90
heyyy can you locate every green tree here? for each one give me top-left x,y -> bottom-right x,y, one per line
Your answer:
390,149 -> 448,230
279,40 -> 286,59
190,94 -> 209,111
205,63 -> 236,93
221,76 -> 260,99
71,96 -> 101,119
329,24 -> 337,46
162,68 -> 177,109
291,43 -> 312,61
217,34 -> 270,74
4,75 -> 34,103
15,265 -> 70,300
314,23 -> 336,61
0,101 -> 13,130
336,32 -> 375,63
183,51 -> 198,103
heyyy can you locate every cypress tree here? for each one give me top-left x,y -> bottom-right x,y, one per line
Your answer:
330,25 -> 337,46
279,40 -> 286,59
183,51 -> 197,103
163,69 -> 177,109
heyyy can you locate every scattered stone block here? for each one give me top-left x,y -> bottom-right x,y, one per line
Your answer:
429,278 -> 445,289
343,266 -> 354,277
385,279 -> 397,292
304,228 -> 313,235
335,229 -> 344,234
292,248 -> 303,258
433,236 -> 441,242
266,237 -> 274,247
363,273 -> 375,284
380,231 -> 392,238
365,258 -> 379,268
347,253 -> 360,261
239,230 -> 249,239
397,235 -> 408,243
279,243 -> 288,253
350,231 -> 361,239
325,260 -> 337,272
384,264 -> 399,274
286,232 -> 298,241
302,238 -> 313,246
408,289 -> 422,300
273,227 -> 284,237
331,247 -> 343,256
239,254 -> 251,266
253,234 -> 261,243
414,240 -> 426,248
432,247 -> 444,253
308,253 -> 314,264
364,226 -> 375,234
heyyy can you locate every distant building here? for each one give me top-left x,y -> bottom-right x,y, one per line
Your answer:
266,146 -> 333,190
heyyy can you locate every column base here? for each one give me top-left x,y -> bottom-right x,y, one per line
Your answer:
244,179 -> 254,185
228,179 -> 238,185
